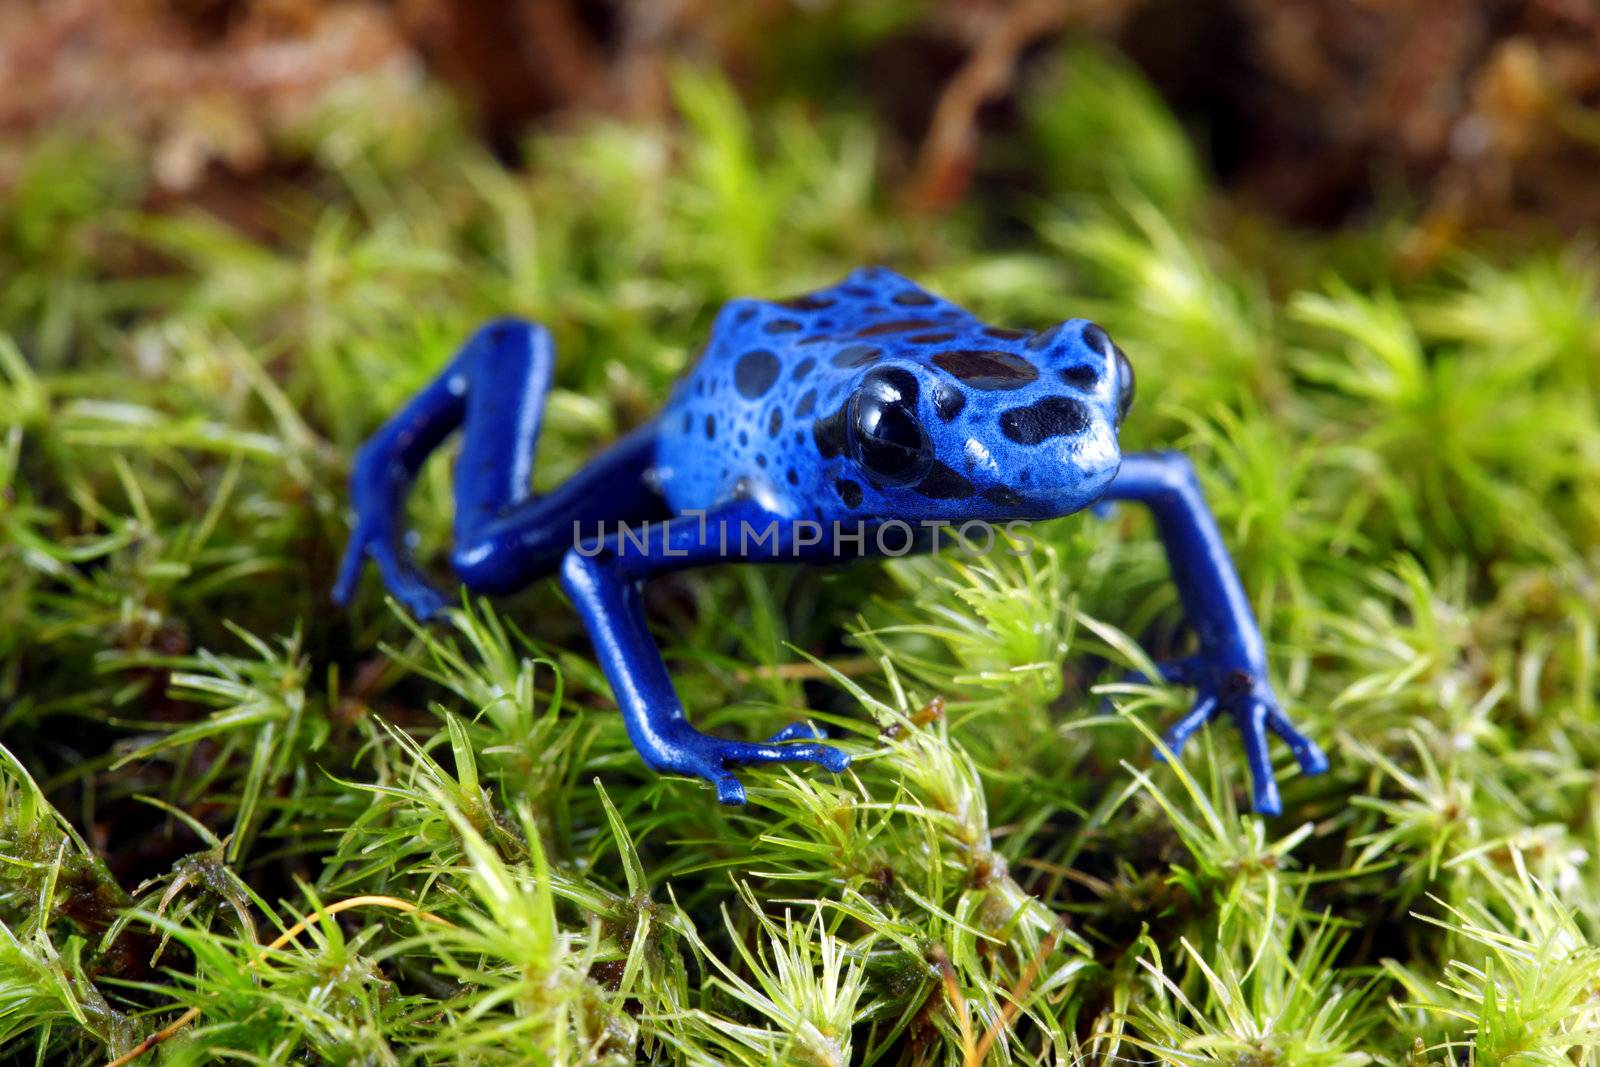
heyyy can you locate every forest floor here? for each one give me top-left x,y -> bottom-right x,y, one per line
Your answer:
2,17 -> 1600,1067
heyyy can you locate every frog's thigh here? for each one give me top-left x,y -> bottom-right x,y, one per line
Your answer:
450,425 -> 670,594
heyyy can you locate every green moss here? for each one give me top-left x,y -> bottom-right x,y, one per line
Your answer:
1,44 -> 1598,1066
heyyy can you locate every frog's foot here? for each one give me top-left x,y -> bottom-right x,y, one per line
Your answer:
1100,656 -> 1202,716
764,720 -> 830,743
1124,655 -> 1202,688
333,522 -> 450,621
659,725 -> 850,806
1153,659 -> 1327,817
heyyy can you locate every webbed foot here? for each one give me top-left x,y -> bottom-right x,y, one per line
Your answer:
1151,656 -> 1327,816
654,722 -> 850,805
333,520 -> 450,621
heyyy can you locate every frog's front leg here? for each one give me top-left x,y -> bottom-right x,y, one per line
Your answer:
559,503 -> 850,804
1103,451 -> 1328,815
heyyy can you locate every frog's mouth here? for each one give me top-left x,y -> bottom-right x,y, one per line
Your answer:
990,404 -> 1123,520
1058,426 -> 1122,512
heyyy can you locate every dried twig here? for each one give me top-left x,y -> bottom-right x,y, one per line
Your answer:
903,0 -> 1133,211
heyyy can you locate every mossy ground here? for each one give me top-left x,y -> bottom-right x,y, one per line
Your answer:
2,40 -> 1599,1067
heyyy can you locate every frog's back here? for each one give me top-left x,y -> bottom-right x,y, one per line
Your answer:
655,267 -> 981,516
653,265 -> 1125,525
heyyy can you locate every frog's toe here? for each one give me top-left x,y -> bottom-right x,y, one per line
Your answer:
377,569 -> 448,621
765,720 -> 827,743
384,579 -> 446,622
374,548 -> 450,620
1103,657 -> 1203,716
700,741 -> 850,803
1156,656 -> 1202,685
719,739 -> 851,773
1155,693 -> 1218,762
1125,655 -> 1202,689
334,531 -> 450,621
666,730 -> 849,805
1263,702 -> 1329,775
332,537 -> 368,607
813,745 -> 852,773
1236,701 -> 1283,816
713,773 -> 748,806
1249,775 -> 1283,817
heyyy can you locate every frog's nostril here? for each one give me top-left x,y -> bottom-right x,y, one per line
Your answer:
1081,322 -> 1114,357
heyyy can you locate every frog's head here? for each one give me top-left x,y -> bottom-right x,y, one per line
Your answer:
821,319 -> 1131,522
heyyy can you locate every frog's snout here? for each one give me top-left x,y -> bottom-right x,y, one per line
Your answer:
1078,320 -> 1134,426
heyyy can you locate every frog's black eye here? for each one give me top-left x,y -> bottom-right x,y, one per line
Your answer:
1113,344 -> 1135,424
849,368 -> 931,486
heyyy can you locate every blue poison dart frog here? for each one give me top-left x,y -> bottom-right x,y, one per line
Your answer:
334,267 -> 1328,814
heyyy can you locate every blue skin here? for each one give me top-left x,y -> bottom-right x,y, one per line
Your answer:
334,267 -> 1328,814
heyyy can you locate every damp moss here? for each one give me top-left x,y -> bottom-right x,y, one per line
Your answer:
1,42 -> 1598,1067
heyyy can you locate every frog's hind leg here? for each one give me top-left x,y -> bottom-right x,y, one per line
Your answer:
447,423 -> 667,596
334,318 -> 666,618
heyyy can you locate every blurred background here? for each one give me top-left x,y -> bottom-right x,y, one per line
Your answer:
6,0 -> 1600,249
